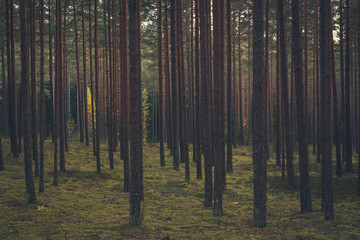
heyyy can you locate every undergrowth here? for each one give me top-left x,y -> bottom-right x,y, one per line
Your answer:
0,139 -> 359,239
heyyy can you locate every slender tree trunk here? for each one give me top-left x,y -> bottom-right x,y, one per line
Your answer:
48,0 -> 55,143
213,0 -> 223,216
20,0 -> 37,204
7,0 -> 18,158
278,0 -> 295,186
320,0 -> 334,219
39,0 -> 45,193
94,0 -> 101,173
200,0 -> 212,207
89,0 -> 96,155
1,35 -> 8,137
253,0 -> 266,228
76,0 -> 83,144
238,11 -> 244,146
292,0 -> 312,213
264,0 -> 269,161
170,0 -> 179,170
158,0 -> 165,167
81,0 -> 88,146
345,0 -> 352,172
120,0 -> 130,192
164,0 -> 172,153
129,0 -> 142,226
30,0 -> 38,177
194,0 -> 202,178
226,0 -> 233,173
276,7 -> 282,167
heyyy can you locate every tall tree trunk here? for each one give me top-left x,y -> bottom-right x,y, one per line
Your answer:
164,0 -> 172,153
94,0 -> 101,173
213,0 -> 223,216
158,0 -> 165,167
238,11 -> 244,146
48,0 -> 55,143
120,0 -> 130,192
30,0 -> 38,177
264,0 -> 269,161
20,0 -> 37,204
170,0 -> 179,170
89,0 -> 96,155
76,0 -> 83,145
176,0 -> 190,180
200,0 -> 212,207
1,34 -> 8,137
253,0 -> 266,228
81,0 -> 88,146
129,0 -> 142,226
276,6 -> 282,167
39,0 -> 45,193
278,0 -> 295,186
344,0 -> 352,171
292,0 -> 312,213
7,0 -> 18,158
226,0 -> 233,174
194,0 -> 202,178
320,0 -> 334,219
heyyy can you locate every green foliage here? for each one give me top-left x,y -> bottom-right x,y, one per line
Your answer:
0,139 -> 360,239
142,88 -> 150,143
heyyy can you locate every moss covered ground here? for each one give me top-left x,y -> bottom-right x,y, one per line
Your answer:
0,138 -> 359,239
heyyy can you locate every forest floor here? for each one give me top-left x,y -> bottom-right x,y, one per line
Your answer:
0,139 -> 360,240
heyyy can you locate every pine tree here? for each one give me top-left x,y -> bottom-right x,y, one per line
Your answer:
253,0 -> 266,228
129,0 -> 143,226
20,0 -> 37,204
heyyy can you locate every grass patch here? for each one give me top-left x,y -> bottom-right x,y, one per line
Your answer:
0,139 -> 359,239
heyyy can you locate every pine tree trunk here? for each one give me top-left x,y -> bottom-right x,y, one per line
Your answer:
226,0 -> 233,174
212,0 -> 223,216
344,0 -> 352,172
20,0 -> 37,204
320,0 -> 334,219
129,0 -> 142,226
170,0 -> 179,170
292,0 -> 312,213
194,0 -> 202,179
200,0 -> 212,208
120,0 -> 130,192
253,0 -> 266,228
158,0 -> 165,167
39,0 -> 45,192
94,0 -> 101,173
278,0 -> 295,186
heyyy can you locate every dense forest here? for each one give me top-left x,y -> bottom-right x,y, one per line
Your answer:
0,0 -> 360,238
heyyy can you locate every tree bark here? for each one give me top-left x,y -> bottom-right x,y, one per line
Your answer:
278,0 -> 295,186
129,0 -> 142,226
20,0 -> 37,204
39,0 -> 45,192
94,0 -> 101,173
253,0 -> 266,228
292,0 -> 312,213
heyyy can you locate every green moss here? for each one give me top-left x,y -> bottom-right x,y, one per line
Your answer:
0,139 -> 360,239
